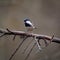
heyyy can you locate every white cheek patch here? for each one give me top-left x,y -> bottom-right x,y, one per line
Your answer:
26,21 -> 32,25
26,21 -> 34,27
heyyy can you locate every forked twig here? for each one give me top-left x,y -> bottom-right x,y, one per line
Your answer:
50,35 -> 54,43
35,36 -> 42,50
0,28 -> 60,60
43,35 -> 54,47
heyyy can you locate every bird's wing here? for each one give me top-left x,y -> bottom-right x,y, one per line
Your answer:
26,21 -> 34,27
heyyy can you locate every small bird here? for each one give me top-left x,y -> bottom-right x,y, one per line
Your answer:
24,18 -> 36,32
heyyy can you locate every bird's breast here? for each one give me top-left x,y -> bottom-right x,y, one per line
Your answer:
25,23 -> 31,27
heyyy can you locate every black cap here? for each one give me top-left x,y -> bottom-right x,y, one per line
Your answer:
24,18 -> 30,22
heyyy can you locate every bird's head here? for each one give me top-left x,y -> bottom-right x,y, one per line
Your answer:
24,18 -> 30,22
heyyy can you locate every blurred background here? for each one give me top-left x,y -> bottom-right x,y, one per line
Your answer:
0,0 -> 60,60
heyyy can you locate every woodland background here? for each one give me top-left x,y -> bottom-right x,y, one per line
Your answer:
0,0 -> 60,60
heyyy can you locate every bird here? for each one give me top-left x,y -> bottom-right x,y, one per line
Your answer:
24,18 -> 36,32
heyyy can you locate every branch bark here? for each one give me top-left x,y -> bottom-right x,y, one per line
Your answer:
0,28 -> 60,43
0,28 -> 60,60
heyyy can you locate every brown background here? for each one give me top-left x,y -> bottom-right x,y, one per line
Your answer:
0,0 -> 60,60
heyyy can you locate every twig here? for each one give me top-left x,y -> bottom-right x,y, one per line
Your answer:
13,35 -> 16,40
9,36 -> 28,60
22,39 -> 34,54
35,36 -> 42,50
25,43 -> 36,60
0,33 -> 6,37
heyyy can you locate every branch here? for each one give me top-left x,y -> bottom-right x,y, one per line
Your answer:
0,28 -> 60,43
0,28 -> 60,60
9,36 -> 28,60
25,43 -> 36,60
22,38 -> 34,54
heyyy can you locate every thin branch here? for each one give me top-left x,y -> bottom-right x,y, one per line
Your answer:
22,39 -> 34,54
43,39 -> 48,47
9,36 -> 28,60
6,28 -> 11,32
25,43 -> 36,60
13,35 -> 16,40
35,36 -> 42,50
0,33 -> 6,37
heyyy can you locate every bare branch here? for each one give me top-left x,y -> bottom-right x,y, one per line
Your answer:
0,28 -> 60,43
25,43 -> 36,60
0,28 -> 60,60
9,36 -> 29,60
22,39 -> 34,54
